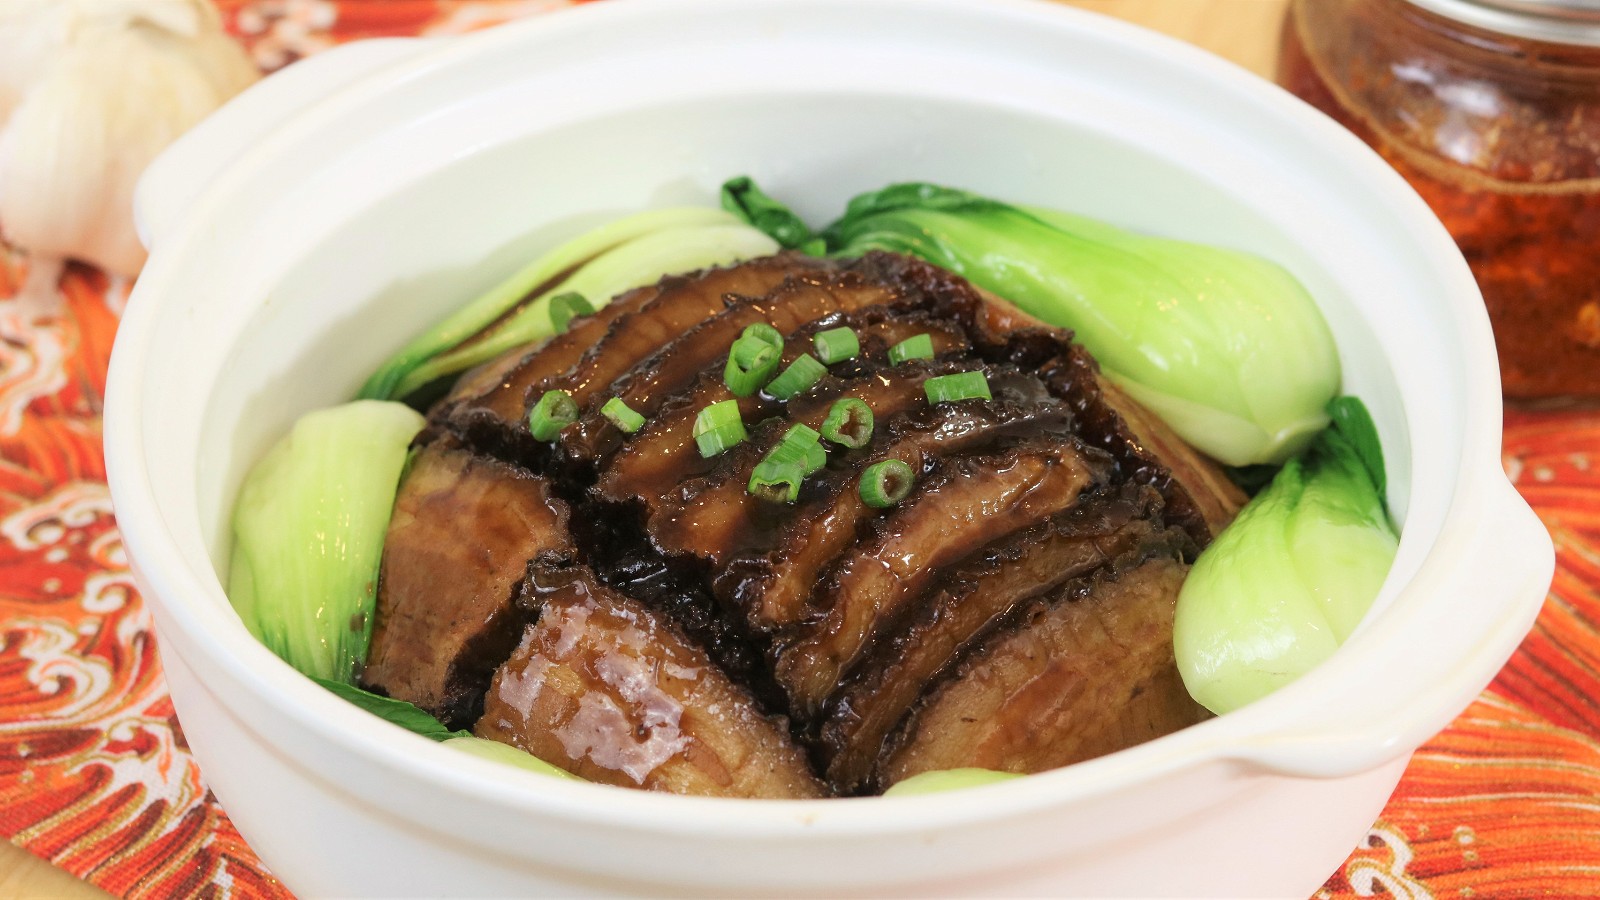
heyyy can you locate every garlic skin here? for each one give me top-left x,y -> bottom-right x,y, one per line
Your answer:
0,0 -> 258,284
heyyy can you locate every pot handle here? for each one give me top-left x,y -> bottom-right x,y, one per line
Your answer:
133,37 -> 434,252
1229,476 -> 1554,778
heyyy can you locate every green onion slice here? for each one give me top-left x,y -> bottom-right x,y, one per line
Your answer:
860,459 -> 915,508
746,423 -> 829,503
813,327 -> 860,365
742,322 -> 783,352
696,424 -> 746,458
528,389 -> 579,440
548,292 -> 594,334
731,336 -> 776,370
693,400 -> 747,457
726,332 -> 783,397
888,334 -> 934,365
748,459 -> 806,504
821,398 -> 874,449
924,371 -> 992,404
773,423 -> 827,474
765,354 -> 827,400
602,397 -> 645,434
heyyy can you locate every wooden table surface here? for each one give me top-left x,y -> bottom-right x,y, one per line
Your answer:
0,1 -> 1289,895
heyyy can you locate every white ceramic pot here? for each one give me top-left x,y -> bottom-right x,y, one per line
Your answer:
103,0 -> 1554,896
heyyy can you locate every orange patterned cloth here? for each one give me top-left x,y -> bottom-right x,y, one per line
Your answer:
0,2 -> 1595,897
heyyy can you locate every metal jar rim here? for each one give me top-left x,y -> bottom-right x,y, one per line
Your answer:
1403,0 -> 1600,45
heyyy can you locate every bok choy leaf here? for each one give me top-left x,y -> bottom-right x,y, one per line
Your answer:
229,400 -> 424,683
724,179 -> 1341,466
1171,397 -> 1398,715
360,209 -> 779,402
314,677 -> 467,740
313,679 -> 581,780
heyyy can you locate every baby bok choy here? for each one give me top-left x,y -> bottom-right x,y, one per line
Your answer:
360,208 -> 781,402
723,179 -> 1340,466
1172,397 -> 1398,715
229,400 -> 424,684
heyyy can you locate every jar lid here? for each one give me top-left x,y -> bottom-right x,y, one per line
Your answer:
1405,0 -> 1600,44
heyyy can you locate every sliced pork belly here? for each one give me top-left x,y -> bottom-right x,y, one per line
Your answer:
442,282 -> 649,427
362,440 -> 571,728
570,506 -> 787,718
444,254 -> 821,462
1088,369 -> 1247,540
987,312 -> 1246,545
375,249 -> 1235,794
475,560 -> 826,799
557,267 -> 907,465
774,436 -> 1113,717
877,539 -> 1210,787
872,264 -> 1243,547
857,264 -> 1243,545
818,485 -> 1167,792
651,392 -> 1070,633
594,310 -> 970,510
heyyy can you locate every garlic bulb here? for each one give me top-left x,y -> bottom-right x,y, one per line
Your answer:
0,0 -> 258,298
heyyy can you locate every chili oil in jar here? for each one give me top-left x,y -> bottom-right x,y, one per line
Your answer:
1279,0 -> 1600,399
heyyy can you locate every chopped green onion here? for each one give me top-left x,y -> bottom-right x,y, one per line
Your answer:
813,327 -> 860,364
693,400 -> 747,457
765,354 -> 827,400
726,333 -> 783,397
924,371 -> 992,404
697,424 -> 746,457
548,292 -> 594,334
731,336 -> 775,370
746,424 -> 828,503
821,398 -> 875,449
889,334 -> 934,365
602,397 -> 645,434
694,398 -> 743,432
748,459 -> 807,504
860,459 -> 915,508
528,389 -> 578,440
773,423 -> 827,475
742,322 -> 784,351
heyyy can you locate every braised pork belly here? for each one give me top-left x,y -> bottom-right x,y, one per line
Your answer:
475,559 -> 826,799
363,251 -> 1241,796
362,438 -> 570,729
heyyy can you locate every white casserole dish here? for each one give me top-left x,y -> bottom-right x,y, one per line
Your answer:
102,0 -> 1555,895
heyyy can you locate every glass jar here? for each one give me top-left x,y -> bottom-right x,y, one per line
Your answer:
1278,0 -> 1600,399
